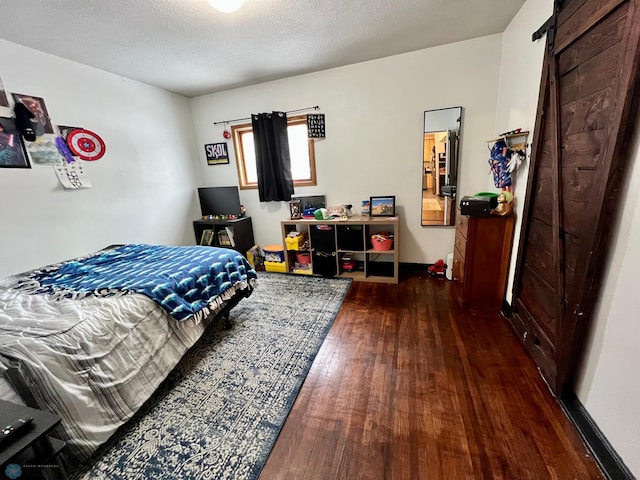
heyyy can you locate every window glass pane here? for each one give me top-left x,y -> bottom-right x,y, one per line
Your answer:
240,132 -> 257,184
288,124 -> 311,180
235,120 -> 313,188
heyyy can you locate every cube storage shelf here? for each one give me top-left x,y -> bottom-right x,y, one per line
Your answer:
280,215 -> 399,284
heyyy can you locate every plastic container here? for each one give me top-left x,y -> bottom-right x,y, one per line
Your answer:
446,252 -> 453,280
337,225 -> 364,251
263,244 -> 285,262
295,252 -> 311,265
371,233 -> 394,251
285,232 -> 307,251
264,260 -> 287,273
312,251 -> 337,276
310,225 -> 335,251
474,192 -> 499,209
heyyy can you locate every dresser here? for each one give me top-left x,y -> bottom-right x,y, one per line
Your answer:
452,213 -> 514,311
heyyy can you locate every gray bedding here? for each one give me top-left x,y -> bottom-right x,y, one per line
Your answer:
0,261 -> 253,465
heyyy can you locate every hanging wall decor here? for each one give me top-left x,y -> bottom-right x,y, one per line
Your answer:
0,75 -> 8,108
58,125 -> 81,141
25,134 -> 64,165
66,128 -> 106,161
205,142 -> 229,165
54,163 -> 93,189
0,117 -> 30,168
223,122 -> 231,139
12,93 -> 54,134
307,113 -> 325,138
57,125 -> 83,159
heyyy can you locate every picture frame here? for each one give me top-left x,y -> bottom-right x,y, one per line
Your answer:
0,118 -> 31,168
12,93 -> 54,134
369,196 -> 396,217
205,142 -> 230,165
0,75 -> 8,108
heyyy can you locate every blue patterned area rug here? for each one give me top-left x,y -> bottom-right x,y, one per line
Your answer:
71,272 -> 351,480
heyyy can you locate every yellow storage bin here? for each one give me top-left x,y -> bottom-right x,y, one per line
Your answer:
265,260 -> 287,273
285,232 -> 307,251
292,267 -> 313,275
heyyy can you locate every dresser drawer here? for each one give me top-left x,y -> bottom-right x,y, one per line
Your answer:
455,213 -> 469,240
454,230 -> 467,260
452,246 -> 465,284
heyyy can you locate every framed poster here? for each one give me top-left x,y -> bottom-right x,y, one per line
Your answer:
307,114 -> 325,138
58,125 -> 82,141
0,75 -> 8,108
12,93 -> 54,134
0,118 -> 30,168
205,142 -> 229,165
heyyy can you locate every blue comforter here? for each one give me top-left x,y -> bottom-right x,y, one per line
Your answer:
16,244 -> 257,321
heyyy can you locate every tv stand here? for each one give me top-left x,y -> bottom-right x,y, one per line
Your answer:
193,217 -> 254,255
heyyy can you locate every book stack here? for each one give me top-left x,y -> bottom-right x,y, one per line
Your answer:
200,229 -> 215,246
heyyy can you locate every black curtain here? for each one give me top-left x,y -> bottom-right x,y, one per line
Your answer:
251,111 -> 294,202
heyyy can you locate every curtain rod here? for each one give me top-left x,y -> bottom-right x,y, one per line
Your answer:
213,106 -> 320,126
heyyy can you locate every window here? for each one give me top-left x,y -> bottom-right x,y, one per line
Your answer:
232,115 -> 317,190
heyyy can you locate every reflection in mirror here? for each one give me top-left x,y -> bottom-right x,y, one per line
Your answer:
421,107 -> 462,226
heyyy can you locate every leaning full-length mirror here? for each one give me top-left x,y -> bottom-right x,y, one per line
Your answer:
421,107 -> 462,226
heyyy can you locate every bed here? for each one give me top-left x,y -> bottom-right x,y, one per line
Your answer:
0,243 -> 257,467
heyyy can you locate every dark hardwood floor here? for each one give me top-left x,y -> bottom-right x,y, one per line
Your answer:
260,272 -> 602,479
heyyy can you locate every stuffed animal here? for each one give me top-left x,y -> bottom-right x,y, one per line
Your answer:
492,192 -> 513,216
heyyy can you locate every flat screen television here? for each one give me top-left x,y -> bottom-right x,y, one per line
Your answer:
197,186 -> 242,217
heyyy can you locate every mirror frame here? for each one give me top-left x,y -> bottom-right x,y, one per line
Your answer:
421,106 -> 462,227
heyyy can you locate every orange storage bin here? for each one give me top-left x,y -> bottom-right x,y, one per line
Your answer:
371,233 -> 394,251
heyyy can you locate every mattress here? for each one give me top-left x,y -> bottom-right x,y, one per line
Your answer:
0,291 -> 233,464
0,245 -> 256,464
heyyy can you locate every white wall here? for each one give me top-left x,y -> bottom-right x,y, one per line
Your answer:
576,118 -> 640,475
190,35 -> 503,264
0,40 -> 201,278
495,0 -> 640,475
493,0 -> 552,303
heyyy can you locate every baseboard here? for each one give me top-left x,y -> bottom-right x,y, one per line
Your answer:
560,391 -> 634,480
501,299 -> 512,317
400,262 -> 428,272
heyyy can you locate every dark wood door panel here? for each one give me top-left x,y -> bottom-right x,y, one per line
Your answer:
558,2 -> 628,75
519,269 -> 558,342
558,42 -> 622,105
537,162 -> 600,206
529,169 -> 554,227
514,298 -> 557,348
560,89 -> 614,136
560,167 -> 601,238
509,0 -> 640,396
523,241 -> 555,287
560,129 -> 606,157
556,0 -> 589,27
562,168 -> 596,200
527,217 -> 554,253
555,0 -> 626,53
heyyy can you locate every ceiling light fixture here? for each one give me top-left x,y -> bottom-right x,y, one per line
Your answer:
207,0 -> 245,13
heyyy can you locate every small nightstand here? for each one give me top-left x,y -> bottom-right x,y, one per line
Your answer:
0,400 -> 67,480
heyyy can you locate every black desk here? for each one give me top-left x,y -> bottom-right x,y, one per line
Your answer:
0,401 -> 66,479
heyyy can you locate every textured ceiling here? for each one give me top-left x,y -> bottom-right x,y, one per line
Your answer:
0,0 -> 526,98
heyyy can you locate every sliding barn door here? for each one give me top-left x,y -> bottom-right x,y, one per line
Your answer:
510,0 -> 640,396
